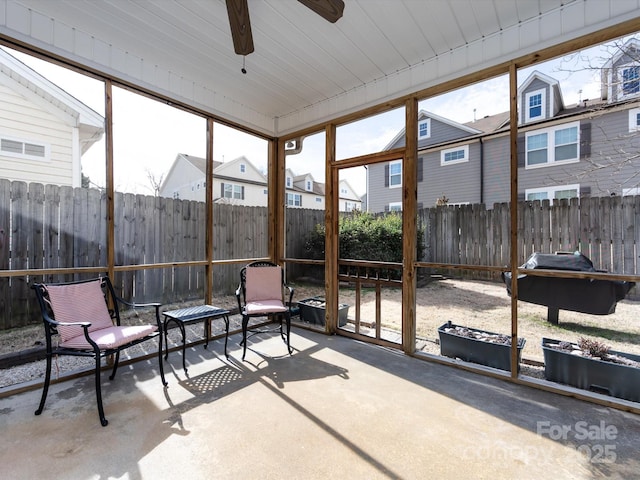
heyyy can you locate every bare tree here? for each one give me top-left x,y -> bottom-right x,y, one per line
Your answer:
146,169 -> 164,196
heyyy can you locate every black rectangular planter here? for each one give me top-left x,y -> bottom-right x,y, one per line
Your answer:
438,322 -> 525,371
298,297 -> 349,327
542,338 -> 640,403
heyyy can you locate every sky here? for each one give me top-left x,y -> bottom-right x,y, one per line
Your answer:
4,35 -> 632,197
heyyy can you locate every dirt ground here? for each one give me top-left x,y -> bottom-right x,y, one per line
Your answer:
2,278 -> 640,366
334,278 -> 640,364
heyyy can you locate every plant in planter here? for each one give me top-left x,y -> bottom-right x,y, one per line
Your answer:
298,297 -> 349,327
542,337 -> 640,403
438,322 -> 526,371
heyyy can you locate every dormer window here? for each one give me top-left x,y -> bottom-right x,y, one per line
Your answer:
620,65 -> 640,98
240,163 -> 246,173
525,89 -> 545,122
418,119 -> 430,139
306,180 -> 312,191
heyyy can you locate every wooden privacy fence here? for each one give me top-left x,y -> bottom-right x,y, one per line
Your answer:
0,180 -> 268,329
1,179 -> 639,329
420,195 -> 640,276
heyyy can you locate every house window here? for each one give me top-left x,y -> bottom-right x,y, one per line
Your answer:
286,176 -> 292,187
389,160 -> 401,188
418,119 -> 430,139
240,164 -> 246,173
621,65 -> 640,97
341,187 -> 348,194
629,108 -> 640,132
306,180 -> 312,191
345,201 -> 358,212
388,202 -> 402,212
623,187 -> 640,196
315,197 -> 322,202
223,183 -> 243,199
525,89 -> 545,122
525,184 -> 579,203
286,193 -> 302,206
0,136 -> 49,161
440,145 -> 469,165
525,122 -> 579,168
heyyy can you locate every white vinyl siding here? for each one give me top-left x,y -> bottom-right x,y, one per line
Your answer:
0,86 -> 74,185
525,122 -> 579,168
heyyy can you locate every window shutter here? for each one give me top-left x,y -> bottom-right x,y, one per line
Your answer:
241,186 -> 245,200
580,122 -> 591,159
417,157 -> 423,183
517,193 -> 525,201
384,164 -> 389,187
580,186 -> 591,197
221,183 -> 225,197
517,135 -> 526,168
299,196 -> 302,207
384,205 -> 389,212
417,202 -> 423,210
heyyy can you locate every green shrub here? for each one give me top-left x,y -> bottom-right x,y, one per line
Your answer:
304,211 -> 425,264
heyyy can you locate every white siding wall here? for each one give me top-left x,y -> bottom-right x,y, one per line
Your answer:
0,84 -> 73,185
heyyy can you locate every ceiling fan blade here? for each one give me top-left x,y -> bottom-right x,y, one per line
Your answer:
297,0 -> 345,23
225,0 -> 254,55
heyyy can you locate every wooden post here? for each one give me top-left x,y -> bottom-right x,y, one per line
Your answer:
509,63 -> 519,379
105,80 -> 115,282
271,139 -> 280,263
325,124 -> 338,333
403,98 -> 418,353
205,119 -> 214,305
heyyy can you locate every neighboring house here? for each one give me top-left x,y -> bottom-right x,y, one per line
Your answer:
159,154 -> 268,205
160,154 -> 361,211
338,180 -> 362,212
0,48 -> 104,187
368,38 -> 640,212
284,168 -> 362,211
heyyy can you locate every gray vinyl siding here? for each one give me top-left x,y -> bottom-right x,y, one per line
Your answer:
482,137 -> 511,207
418,119 -> 474,149
552,86 -> 562,116
367,160 -> 403,212
388,117 -> 476,150
419,141 -> 482,208
374,101 -> 640,212
517,110 -> 640,197
583,109 -> 640,195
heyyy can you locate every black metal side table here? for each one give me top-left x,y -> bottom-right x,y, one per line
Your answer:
161,305 -> 230,383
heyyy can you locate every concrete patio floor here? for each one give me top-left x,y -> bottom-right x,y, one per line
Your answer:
1,328 -> 639,479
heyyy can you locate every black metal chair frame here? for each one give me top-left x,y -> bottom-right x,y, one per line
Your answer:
32,276 -> 164,426
235,261 -> 294,360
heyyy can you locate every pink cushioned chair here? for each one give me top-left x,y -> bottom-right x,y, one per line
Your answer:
32,276 -> 164,426
235,261 -> 294,360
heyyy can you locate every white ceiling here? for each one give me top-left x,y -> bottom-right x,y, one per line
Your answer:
1,0 -> 639,137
